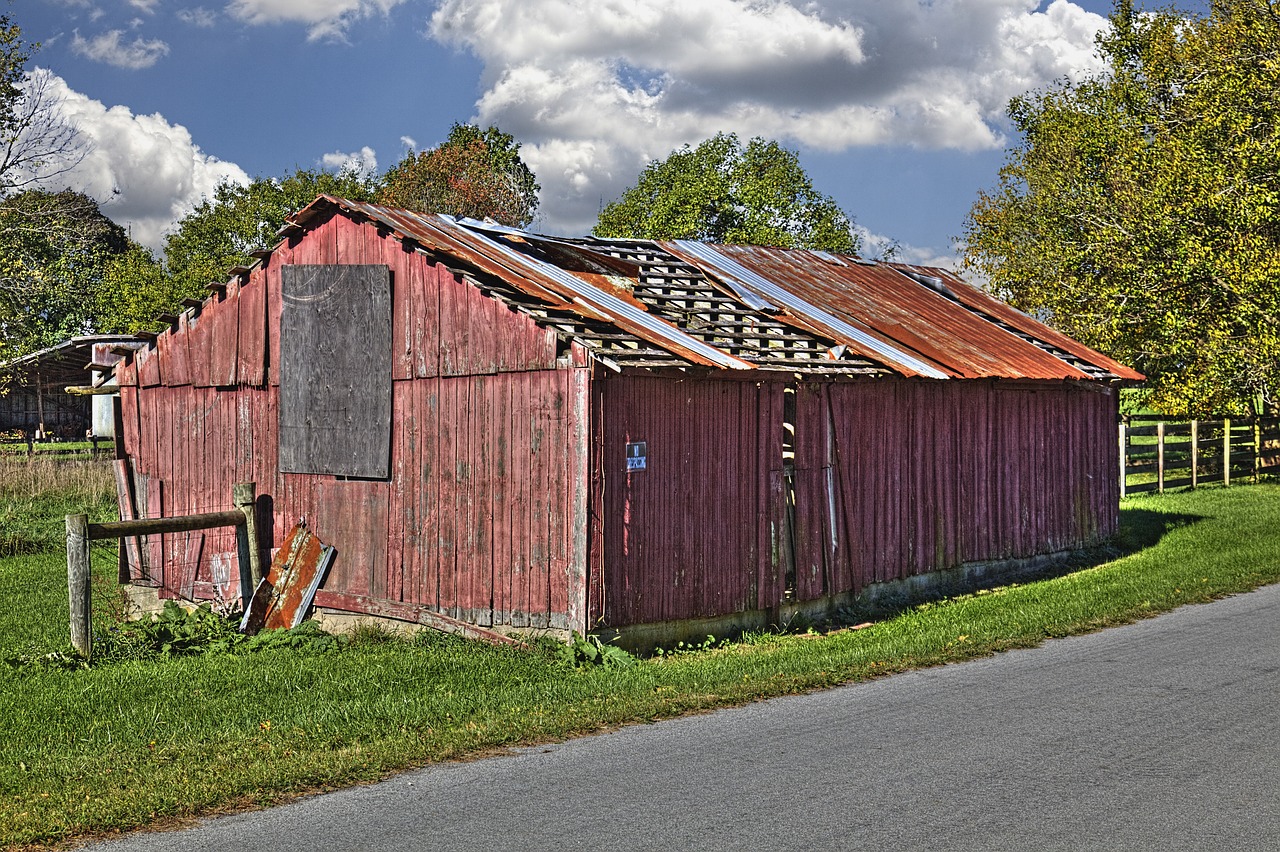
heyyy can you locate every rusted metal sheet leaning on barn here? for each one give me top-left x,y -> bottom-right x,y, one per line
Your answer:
111,195 -> 1143,646
241,521 -> 334,634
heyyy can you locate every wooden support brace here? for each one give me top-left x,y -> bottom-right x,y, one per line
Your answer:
1157,421 -> 1165,494
1118,420 -> 1127,499
1190,420 -> 1199,490
1224,417 -> 1231,486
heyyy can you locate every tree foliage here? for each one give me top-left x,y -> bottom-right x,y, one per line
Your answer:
964,0 -> 1280,416
95,243 -> 182,336
377,123 -> 539,228
164,167 -> 378,299
0,190 -> 154,360
594,133 -> 859,253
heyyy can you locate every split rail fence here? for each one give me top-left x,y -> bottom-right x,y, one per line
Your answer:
1120,415 -> 1280,496
65,482 -> 264,659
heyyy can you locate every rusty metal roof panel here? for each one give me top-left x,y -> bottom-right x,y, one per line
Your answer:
284,197 -> 1137,382
694,244 -> 1106,381
308,198 -> 753,371
893,264 -> 1145,382
666,240 -> 950,379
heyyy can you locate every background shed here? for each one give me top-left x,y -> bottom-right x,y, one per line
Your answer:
113,196 -> 1141,642
1,335 -> 139,439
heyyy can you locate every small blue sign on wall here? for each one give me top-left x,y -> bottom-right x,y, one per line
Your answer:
626,441 -> 647,472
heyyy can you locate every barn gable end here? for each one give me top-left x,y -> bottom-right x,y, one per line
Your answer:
117,207 -> 588,630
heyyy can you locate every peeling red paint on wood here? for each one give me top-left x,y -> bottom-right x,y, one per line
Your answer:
600,374 -> 775,626
187,309 -> 213,388
208,282 -> 240,387
237,277 -> 267,387
158,314 -> 191,387
136,345 -> 161,388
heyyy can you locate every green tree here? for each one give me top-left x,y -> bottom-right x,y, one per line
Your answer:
0,190 -> 142,359
963,0 -> 1280,416
164,167 -> 378,298
377,123 -> 540,228
594,133 -> 859,253
95,243 -> 179,335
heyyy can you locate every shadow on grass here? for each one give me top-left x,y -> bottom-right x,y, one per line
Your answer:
828,506 -> 1207,628
1112,506 -> 1205,555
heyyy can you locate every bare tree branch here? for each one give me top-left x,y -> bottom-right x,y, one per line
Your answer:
0,68 -> 86,196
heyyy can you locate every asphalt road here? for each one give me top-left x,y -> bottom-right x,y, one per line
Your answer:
80,584 -> 1280,852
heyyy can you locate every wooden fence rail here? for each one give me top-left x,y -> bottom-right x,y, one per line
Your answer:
66,482 -> 263,659
1120,415 -> 1280,497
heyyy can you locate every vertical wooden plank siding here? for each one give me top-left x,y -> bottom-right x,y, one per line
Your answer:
236,275 -> 267,387
598,373 -> 773,626
136,344 -> 161,388
595,374 -> 1120,629
209,279 -> 241,387
158,314 -> 192,387
187,306 -> 214,388
566,367 -> 591,633
817,379 -> 1118,596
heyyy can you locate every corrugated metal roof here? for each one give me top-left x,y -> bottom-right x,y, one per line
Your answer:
689,244 -> 1100,381
1,334 -> 142,386
282,197 -> 1142,382
890,264 -> 1145,382
304,199 -> 754,370
666,240 -> 950,379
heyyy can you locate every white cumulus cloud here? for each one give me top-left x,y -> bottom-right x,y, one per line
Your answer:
321,145 -> 378,178
70,29 -> 170,69
227,0 -> 408,40
428,0 -> 1110,238
25,71 -> 249,252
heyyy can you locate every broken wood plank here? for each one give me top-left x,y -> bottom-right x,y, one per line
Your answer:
310,590 -> 523,646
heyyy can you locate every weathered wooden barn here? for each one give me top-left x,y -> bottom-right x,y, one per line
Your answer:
113,195 -> 1142,642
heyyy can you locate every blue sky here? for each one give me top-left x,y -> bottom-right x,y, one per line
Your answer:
14,1 -> 1202,266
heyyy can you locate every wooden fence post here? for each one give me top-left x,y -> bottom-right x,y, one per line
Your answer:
66,514 -> 92,659
233,482 -> 263,599
1118,420 -> 1127,498
1157,421 -> 1165,494
1190,420 -> 1199,489
1223,417 -> 1231,487
1254,417 -> 1261,484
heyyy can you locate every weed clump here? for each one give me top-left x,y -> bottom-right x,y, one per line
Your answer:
560,631 -> 637,669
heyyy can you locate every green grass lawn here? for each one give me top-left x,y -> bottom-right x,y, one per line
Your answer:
2,466 -> 1279,848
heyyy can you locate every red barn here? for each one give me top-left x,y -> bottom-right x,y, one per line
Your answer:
113,196 -> 1142,644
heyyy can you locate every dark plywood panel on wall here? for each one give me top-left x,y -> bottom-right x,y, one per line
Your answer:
279,264 -> 392,478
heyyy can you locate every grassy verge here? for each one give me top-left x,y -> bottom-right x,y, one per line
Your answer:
0,456 -> 115,558
2,482 -> 1279,848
